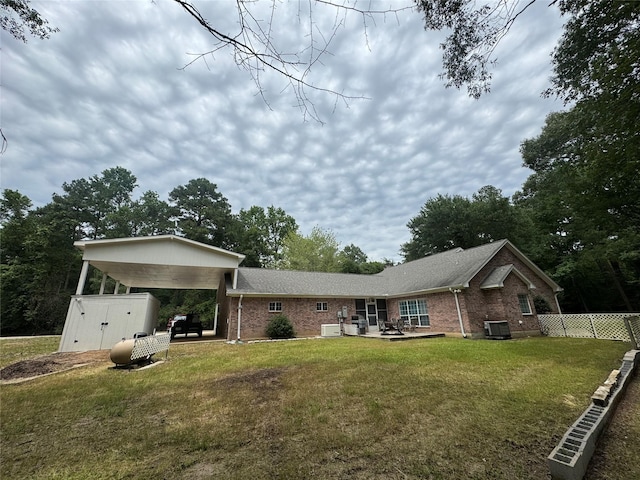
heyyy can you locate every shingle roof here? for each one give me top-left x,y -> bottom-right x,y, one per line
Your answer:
479,264 -> 536,290
378,240 -> 507,295
233,268 -> 389,297
229,240 -> 537,298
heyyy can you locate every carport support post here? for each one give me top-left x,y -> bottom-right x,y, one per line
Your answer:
76,260 -> 90,295
99,274 -> 107,295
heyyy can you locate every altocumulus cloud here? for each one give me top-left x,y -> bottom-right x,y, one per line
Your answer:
1,0 -> 564,262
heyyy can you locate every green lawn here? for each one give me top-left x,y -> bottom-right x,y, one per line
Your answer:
1,336 -> 637,479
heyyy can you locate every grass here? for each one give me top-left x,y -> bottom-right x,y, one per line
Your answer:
0,336 -> 60,369
1,336 -> 637,479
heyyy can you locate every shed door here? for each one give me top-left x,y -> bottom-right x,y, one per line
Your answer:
100,303 -> 133,350
73,302 -> 133,350
74,303 -> 110,351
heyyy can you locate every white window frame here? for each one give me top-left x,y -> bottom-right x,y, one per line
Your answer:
518,294 -> 532,315
398,298 -> 430,326
268,301 -> 282,312
316,301 -> 328,312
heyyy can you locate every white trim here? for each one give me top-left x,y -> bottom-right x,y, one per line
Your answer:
74,234 -> 245,261
518,294 -> 533,315
268,301 -> 283,312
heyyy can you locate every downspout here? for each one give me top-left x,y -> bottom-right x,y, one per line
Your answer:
554,293 -> 563,315
236,295 -> 243,341
450,288 -> 467,338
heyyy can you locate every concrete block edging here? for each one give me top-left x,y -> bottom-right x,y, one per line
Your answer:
547,349 -> 639,480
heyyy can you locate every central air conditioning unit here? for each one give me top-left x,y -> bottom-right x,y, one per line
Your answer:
484,321 -> 511,340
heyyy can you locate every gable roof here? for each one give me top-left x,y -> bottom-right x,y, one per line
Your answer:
229,239 -> 561,298
377,240 -> 508,296
479,264 -> 536,290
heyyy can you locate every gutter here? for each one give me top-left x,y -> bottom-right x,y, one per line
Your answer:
450,288 -> 467,338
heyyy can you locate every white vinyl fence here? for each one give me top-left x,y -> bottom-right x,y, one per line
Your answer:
538,314 -> 640,346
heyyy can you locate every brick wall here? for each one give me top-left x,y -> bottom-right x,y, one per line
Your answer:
223,244 -> 559,340
387,292 -> 464,334
385,246 -> 559,338
464,247 -> 559,337
227,297 -> 356,339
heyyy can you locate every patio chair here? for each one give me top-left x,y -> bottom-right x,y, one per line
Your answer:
378,318 -> 387,333
402,318 -> 412,332
405,317 -> 418,332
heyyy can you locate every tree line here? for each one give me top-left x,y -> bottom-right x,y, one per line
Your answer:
0,169 -> 388,335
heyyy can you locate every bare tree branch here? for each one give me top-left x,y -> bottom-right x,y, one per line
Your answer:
173,0 -> 414,122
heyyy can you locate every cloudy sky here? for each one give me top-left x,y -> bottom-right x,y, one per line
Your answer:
2,0 -> 566,262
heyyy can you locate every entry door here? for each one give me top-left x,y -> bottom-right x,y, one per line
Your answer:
366,301 -> 379,332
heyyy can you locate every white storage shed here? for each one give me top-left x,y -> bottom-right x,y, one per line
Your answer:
59,293 -> 159,352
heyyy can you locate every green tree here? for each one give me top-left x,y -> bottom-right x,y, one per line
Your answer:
0,189 -> 32,262
169,178 -> 237,248
471,185 -> 533,246
517,112 -> 639,311
1,190 -> 81,335
1,0 -> 58,42
280,226 -> 341,272
338,244 -> 368,273
401,186 -> 534,261
401,193 -> 476,260
236,205 -> 298,267
130,191 -> 177,237
51,167 -> 138,239
359,261 -> 386,275
336,244 -> 385,274
514,1 -> 640,311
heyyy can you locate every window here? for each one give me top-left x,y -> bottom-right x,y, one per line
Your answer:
518,294 -> 532,315
316,302 -> 328,311
269,301 -> 282,312
399,299 -> 430,326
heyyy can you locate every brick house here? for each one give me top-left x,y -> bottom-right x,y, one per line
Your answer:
62,236 -> 562,351
220,239 -> 562,340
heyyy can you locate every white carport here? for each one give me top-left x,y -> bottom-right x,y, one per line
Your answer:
59,235 -> 245,352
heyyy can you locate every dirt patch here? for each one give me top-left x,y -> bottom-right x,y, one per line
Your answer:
585,375 -> 640,479
213,367 -> 287,406
0,350 -> 110,381
214,367 -> 286,388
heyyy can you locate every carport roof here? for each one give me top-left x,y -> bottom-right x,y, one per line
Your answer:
75,235 -> 245,290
